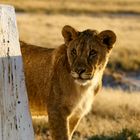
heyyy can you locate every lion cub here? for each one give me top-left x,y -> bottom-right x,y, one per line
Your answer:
20,25 -> 116,140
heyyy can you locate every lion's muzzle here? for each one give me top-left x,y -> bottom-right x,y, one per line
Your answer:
71,71 -> 93,80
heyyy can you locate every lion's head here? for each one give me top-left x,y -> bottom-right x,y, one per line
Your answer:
62,25 -> 116,85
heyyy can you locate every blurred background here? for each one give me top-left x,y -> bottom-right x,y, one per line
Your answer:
1,0 -> 140,139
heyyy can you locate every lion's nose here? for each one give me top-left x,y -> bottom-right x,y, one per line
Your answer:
76,67 -> 86,75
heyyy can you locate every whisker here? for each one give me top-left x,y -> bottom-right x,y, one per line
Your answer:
71,71 -> 79,78
81,73 -> 92,79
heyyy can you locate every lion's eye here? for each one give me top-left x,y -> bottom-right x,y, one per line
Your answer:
71,48 -> 77,56
89,50 -> 97,57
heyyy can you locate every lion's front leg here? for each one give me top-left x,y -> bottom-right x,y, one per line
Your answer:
69,115 -> 82,139
48,109 -> 70,140
68,109 -> 84,139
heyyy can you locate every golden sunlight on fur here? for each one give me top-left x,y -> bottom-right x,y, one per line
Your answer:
20,25 -> 116,140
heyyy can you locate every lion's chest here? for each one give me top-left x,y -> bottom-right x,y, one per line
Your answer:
66,85 -> 94,116
76,86 -> 94,116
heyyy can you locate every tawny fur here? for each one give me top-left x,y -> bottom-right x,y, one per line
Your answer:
20,25 -> 116,140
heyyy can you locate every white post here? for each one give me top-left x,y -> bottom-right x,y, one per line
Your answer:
0,5 -> 34,140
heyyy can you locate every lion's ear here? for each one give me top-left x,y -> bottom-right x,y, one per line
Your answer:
62,25 -> 78,45
98,30 -> 116,50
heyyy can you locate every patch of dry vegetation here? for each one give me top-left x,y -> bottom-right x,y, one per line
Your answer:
108,48 -> 140,71
32,88 -> 140,140
1,0 -> 140,15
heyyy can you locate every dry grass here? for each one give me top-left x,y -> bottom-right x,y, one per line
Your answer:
1,0 -> 140,15
32,88 -> 140,140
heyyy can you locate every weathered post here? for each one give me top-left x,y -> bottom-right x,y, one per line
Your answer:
0,5 -> 34,140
